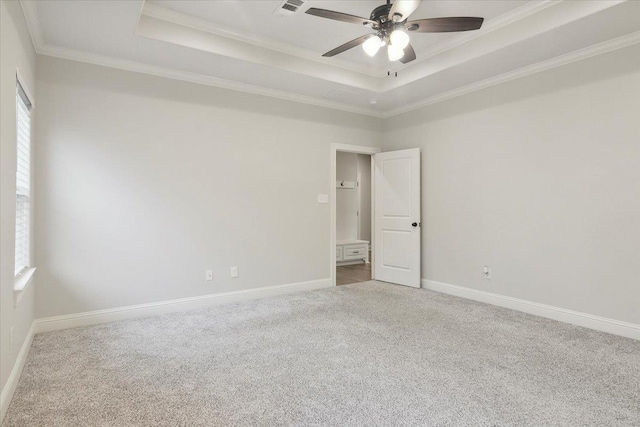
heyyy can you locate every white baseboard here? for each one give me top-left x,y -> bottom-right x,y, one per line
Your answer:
422,279 -> 640,340
35,278 -> 332,334
0,321 -> 35,424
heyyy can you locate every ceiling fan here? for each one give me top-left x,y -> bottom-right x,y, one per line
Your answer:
305,0 -> 484,64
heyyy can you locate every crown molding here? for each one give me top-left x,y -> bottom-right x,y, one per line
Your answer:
141,2 -> 387,79
37,43 -> 385,118
140,1 -> 558,79
140,1 -> 563,85
136,13 -> 382,92
382,30 -> 640,118
406,0 -> 558,69
19,0 -> 383,117
382,0 -> 629,92
17,0 -> 640,119
19,0 -> 44,51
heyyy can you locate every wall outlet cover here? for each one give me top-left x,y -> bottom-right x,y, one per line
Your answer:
317,194 -> 329,204
231,267 -> 239,278
206,270 -> 213,281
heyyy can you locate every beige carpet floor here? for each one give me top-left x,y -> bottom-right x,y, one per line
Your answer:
4,281 -> 640,426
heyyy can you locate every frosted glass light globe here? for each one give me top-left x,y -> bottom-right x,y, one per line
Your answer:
389,30 -> 410,49
387,44 -> 404,61
362,36 -> 383,57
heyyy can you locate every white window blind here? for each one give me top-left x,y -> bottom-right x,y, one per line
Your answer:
15,81 -> 32,276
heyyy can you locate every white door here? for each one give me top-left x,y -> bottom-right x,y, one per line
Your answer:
374,149 -> 421,287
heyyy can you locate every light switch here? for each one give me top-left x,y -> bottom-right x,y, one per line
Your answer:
317,194 -> 329,204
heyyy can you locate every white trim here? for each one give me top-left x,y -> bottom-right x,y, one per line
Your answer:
0,322 -> 35,424
141,2 -> 386,79
34,278 -> 332,334
39,43 -> 382,117
15,69 -> 35,108
332,143 -> 381,156
17,1 -> 640,120
404,0 -> 558,70
14,268 -> 36,307
331,144 -> 381,287
138,1 -> 561,79
18,0 -> 382,118
383,31 -> 640,118
28,30 -> 640,120
18,0 -> 44,50
422,279 -> 640,341
14,268 -> 35,292
135,13 -> 380,92
36,44 -> 384,118
383,0 -> 627,92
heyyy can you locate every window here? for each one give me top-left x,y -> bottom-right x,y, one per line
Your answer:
15,80 -> 32,277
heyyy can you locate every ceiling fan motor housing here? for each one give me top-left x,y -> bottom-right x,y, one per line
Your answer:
368,4 -> 405,40
370,4 -> 392,23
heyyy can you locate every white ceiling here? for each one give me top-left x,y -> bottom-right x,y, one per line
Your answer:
147,0 -> 527,71
22,0 -> 640,117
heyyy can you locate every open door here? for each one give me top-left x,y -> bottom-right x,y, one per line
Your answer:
374,148 -> 421,288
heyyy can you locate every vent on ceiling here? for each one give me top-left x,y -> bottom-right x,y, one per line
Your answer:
275,0 -> 304,17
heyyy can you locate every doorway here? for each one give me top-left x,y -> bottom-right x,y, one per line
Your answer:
331,144 -> 422,288
336,152 -> 372,285
331,144 -> 380,287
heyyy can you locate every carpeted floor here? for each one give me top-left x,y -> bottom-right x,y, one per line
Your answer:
4,281 -> 640,426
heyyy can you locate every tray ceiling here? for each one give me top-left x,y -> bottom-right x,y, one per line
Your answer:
21,0 -> 640,117
146,0 -> 528,72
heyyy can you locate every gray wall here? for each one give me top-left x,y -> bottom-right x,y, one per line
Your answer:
357,154 -> 371,243
336,152 -> 358,241
0,0 -> 36,398
383,45 -> 640,324
33,45 -> 640,325
34,56 -> 383,318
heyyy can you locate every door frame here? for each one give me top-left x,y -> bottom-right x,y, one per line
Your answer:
330,143 -> 381,287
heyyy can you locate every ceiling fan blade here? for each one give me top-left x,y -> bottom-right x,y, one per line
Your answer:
406,17 -> 484,33
388,0 -> 422,22
400,43 -> 416,64
306,8 -> 376,27
322,34 -> 373,57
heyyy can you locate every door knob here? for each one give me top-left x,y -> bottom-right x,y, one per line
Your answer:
412,222 -> 418,227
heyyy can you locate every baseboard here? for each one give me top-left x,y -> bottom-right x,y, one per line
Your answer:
422,279 -> 640,340
35,278 -> 332,334
0,321 -> 35,424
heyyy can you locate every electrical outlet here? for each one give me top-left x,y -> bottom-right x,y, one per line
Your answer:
10,327 -> 14,350
206,270 -> 213,281
483,266 -> 492,280
231,267 -> 239,278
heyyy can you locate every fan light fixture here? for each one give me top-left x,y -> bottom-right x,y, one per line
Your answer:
387,44 -> 404,61
389,30 -> 410,49
305,1 -> 485,65
362,35 -> 384,57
